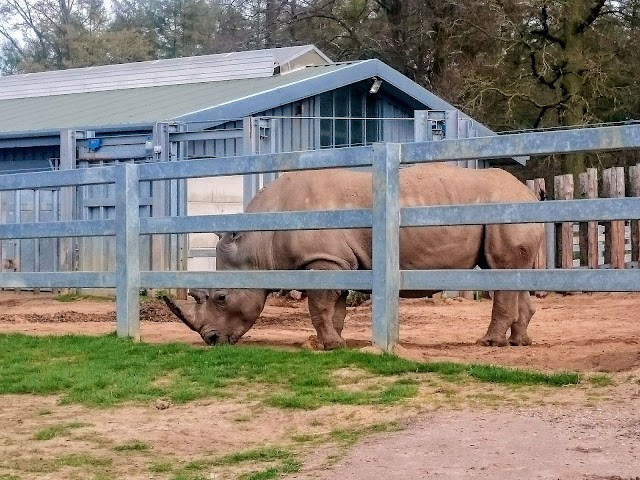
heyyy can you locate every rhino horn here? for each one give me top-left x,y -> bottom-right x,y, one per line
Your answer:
163,296 -> 198,332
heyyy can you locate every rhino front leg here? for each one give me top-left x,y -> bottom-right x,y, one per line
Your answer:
508,291 -> 535,346
477,290 -> 519,347
307,289 -> 347,350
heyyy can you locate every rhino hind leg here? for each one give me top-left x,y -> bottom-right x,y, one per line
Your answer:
477,224 -> 541,347
508,291 -> 535,346
332,291 -> 348,336
307,289 -> 347,350
477,290 -> 518,346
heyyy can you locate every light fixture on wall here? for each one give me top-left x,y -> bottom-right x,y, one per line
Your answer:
369,77 -> 382,94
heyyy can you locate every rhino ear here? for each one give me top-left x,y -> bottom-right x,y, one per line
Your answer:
188,289 -> 209,304
214,232 -> 244,242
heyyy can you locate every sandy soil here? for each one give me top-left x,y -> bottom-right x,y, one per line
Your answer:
1,291 -> 639,479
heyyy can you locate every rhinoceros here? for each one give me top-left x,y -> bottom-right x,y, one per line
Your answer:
165,163 -> 544,350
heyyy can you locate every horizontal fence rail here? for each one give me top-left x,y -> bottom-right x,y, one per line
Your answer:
141,271 -> 373,290
138,145 -> 376,181
0,272 -> 115,288
0,220 -> 115,239
0,166 -> 115,190
141,209 -> 373,234
0,123 -> 639,350
401,198 -> 640,226
402,125 -> 640,163
401,269 -> 640,292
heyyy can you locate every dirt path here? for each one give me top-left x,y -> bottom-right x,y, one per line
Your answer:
322,403 -> 640,480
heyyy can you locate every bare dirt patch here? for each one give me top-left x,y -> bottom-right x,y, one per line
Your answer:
1,291 -> 639,479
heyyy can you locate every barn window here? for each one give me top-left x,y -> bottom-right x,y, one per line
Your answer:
319,85 -> 381,148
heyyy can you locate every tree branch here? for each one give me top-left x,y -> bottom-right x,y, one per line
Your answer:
575,0 -> 607,34
530,6 -> 565,47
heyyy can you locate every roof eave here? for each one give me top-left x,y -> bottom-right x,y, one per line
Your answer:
0,122 -> 155,148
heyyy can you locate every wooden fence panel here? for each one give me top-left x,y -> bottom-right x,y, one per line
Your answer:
554,174 -> 574,269
603,167 -> 625,269
527,178 -> 547,270
578,168 -> 598,269
630,164 -> 640,264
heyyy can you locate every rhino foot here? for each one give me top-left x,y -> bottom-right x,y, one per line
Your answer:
508,333 -> 532,346
476,334 -> 509,347
322,337 -> 347,350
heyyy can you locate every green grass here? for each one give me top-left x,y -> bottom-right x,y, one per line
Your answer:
0,333 -> 580,409
149,461 -> 173,473
588,373 -> 614,387
113,440 -> 150,452
34,422 -> 85,440
54,293 -> 113,303
166,447 -> 299,480
212,447 -> 292,466
2,453 -> 112,473
330,421 -> 402,445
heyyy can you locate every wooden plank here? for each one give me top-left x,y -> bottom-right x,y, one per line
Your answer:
603,167 -> 626,269
630,164 -> 640,264
578,168 -> 598,269
527,178 -> 547,270
554,174 -> 574,269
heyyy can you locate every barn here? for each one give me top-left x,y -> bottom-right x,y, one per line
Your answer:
0,45 -> 522,278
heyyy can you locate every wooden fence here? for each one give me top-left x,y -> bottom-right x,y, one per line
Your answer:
527,164 -> 640,270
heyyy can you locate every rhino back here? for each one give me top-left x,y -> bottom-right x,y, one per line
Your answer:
237,163 -> 538,271
247,163 -> 535,212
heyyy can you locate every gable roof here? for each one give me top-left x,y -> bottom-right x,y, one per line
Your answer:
0,45 -> 331,100
0,60 -> 493,135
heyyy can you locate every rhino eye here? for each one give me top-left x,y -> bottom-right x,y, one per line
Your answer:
215,294 -> 226,303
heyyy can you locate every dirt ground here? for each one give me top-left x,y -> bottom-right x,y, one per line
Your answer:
0,290 -> 638,372
1,291 -> 640,479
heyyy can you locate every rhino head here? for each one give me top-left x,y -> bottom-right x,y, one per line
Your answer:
164,288 -> 267,345
163,231 -> 269,345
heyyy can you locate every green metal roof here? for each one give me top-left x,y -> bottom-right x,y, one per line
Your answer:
0,65 -> 355,135
0,57 -> 507,156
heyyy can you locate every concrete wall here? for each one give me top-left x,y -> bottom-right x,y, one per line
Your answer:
187,175 -> 243,270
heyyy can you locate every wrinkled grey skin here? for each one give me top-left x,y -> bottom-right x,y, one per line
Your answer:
165,163 -> 544,350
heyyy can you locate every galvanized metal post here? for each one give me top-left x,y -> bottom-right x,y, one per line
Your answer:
243,117 -> 260,209
58,129 -> 76,289
371,143 -> 400,351
546,224 -> 556,269
115,163 -> 141,340
413,110 -> 429,142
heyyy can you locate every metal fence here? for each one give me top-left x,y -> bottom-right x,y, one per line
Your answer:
1,124 -> 640,350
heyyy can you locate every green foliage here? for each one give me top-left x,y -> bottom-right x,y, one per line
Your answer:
0,333 -> 580,410
154,290 -> 173,300
54,293 -> 112,303
346,291 -> 369,307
